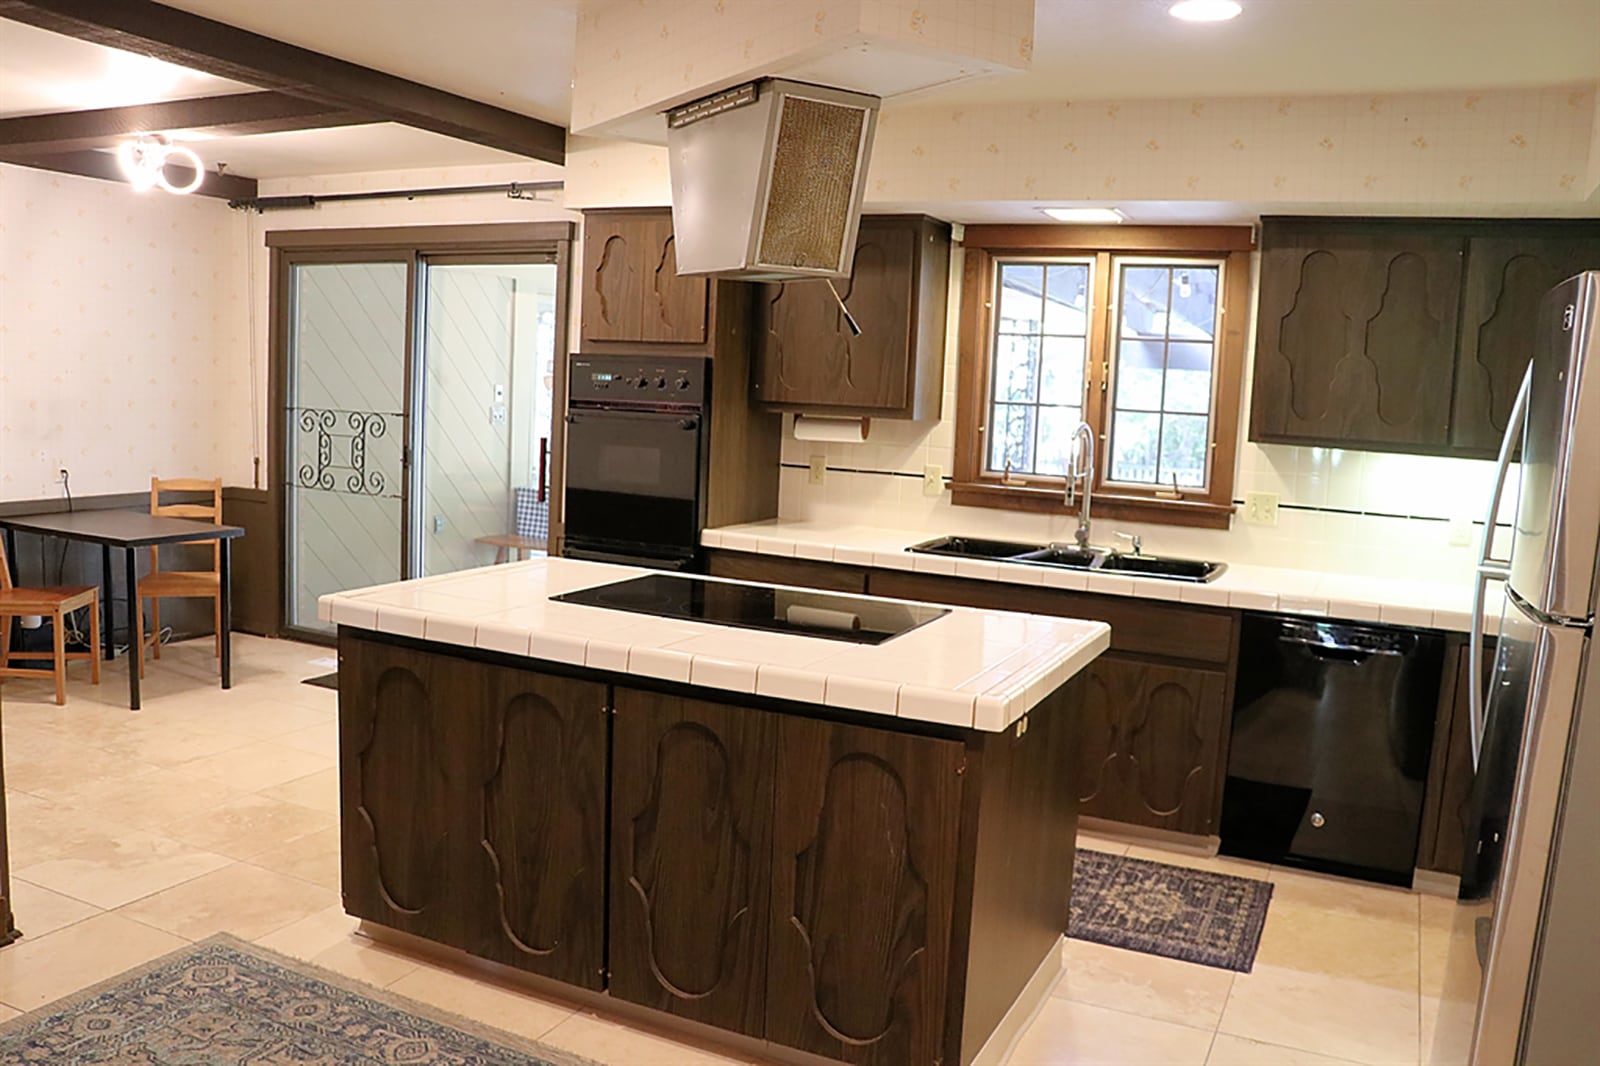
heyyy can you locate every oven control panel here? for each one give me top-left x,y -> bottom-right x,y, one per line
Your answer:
569,354 -> 707,407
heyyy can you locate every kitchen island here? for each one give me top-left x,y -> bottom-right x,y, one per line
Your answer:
321,559 -> 1108,1066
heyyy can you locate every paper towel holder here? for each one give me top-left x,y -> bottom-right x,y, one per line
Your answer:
792,414 -> 872,443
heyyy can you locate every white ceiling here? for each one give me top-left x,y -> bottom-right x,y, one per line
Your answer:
2,0 -> 1598,180
156,0 -> 579,127
912,0 -> 1600,106
0,19 -> 255,115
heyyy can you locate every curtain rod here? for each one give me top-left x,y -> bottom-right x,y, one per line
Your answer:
229,179 -> 564,212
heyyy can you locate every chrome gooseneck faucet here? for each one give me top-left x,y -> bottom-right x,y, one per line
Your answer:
1066,421 -> 1095,549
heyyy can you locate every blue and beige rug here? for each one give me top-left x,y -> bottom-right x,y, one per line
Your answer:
0,935 -> 597,1066
1070,849 -> 1274,972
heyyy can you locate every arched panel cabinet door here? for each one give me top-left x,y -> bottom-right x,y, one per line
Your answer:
1452,233 -> 1600,455
765,715 -> 965,1066
609,689 -> 777,1035
469,665 -> 608,989
1252,221 -> 1463,450
753,215 -> 950,419
338,633 -> 485,952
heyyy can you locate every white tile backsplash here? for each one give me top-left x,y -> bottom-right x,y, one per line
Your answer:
778,429 -> 1501,585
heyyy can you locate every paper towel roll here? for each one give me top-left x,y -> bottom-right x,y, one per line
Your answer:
793,415 -> 870,443
785,604 -> 862,633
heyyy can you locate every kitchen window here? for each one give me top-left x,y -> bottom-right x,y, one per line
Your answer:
952,225 -> 1252,528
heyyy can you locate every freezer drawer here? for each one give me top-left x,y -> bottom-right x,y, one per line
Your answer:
1220,614 -> 1446,885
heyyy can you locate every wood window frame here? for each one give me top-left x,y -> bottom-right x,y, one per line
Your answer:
951,225 -> 1254,530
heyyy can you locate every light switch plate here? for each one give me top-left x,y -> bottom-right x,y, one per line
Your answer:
1243,491 -> 1280,526
923,464 -> 944,497
808,454 -> 826,486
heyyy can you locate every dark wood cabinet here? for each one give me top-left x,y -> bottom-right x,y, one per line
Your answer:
706,549 -> 869,594
1453,232 -> 1600,454
339,633 -> 608,988
1252,217 -> 1600,457
1252,221 -> 1463,450
1075,656 -> 1229,835
1418,638 -> 1487,875
759,562 -> 1238,839
336,626 -> 1087,1065
754,215 -> 950,419
581,210 -> 707,345
609,689 -> 777,1035
766,714 -> 965,1066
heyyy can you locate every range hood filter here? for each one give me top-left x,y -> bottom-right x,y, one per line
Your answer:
667,79 -> 879,281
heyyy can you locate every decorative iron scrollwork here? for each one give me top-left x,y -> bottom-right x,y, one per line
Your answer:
291,407 -> 399,497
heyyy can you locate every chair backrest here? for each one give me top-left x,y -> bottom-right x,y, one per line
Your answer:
0,533 -> 11,591
149,476 -> 223,573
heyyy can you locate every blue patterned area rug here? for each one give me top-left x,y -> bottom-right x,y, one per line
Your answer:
0,934 -> 598,1065
1070,849 -> 1274,973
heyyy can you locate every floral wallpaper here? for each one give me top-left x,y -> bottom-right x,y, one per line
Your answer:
0,164 -> 247,502
870,84 -> 1597,206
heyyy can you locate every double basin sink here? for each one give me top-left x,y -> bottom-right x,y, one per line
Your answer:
908,536 -> 1227,583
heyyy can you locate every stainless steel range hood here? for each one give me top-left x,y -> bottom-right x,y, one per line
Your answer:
666,79 -> 879,281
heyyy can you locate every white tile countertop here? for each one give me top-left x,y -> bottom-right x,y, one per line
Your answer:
702,520 -> 1478,632
318,557 -> 1110,732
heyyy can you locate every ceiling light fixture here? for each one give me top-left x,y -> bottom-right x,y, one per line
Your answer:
116,134 -> 206,195
1169,0 -> 1242,21
1041,207 -> 1126,223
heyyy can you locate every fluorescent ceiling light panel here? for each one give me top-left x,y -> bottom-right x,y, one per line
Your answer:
1169,0 -> 1243,21
1040,207 -> 1126,223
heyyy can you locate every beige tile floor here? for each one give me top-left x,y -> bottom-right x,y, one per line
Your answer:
0,634 -> 1463,1065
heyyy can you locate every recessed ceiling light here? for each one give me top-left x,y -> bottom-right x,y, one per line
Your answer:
1040,207 -> 1126,223
1169,0 -> 1242,22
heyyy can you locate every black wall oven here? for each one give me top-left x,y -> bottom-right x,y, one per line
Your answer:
563,354 -> 709,570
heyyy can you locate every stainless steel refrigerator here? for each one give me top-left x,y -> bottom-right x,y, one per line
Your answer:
1429,271 -> 1600,1065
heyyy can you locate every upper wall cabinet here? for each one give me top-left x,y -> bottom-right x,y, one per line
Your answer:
753,215 -> 951,420
1251,218 -> 1600,458
581,209 -> 708,345
1251,221 -> 1463,451
1452,233 -> 1600,453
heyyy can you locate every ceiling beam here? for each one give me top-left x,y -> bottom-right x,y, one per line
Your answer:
0,91 -> 371,155
0,149 -> 258,201
0,0 -> 566,163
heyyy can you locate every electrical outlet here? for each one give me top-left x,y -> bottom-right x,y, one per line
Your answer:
489,403 -> 508,426
1242,491 -> 1280,526
1448,518 -> 1474,547
432,515 -> 445,534
923,464 -> 944,497
808,454 -> 826,486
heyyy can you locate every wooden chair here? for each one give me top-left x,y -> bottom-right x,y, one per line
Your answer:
0,534 -> 101,706
135,477 -> 223,678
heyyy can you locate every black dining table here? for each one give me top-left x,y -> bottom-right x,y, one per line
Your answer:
0,510 -> 243,710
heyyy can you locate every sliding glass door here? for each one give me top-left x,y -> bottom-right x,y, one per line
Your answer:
416,257 -> 558,577
284,258 -> 410,632
277,241 -> 565,638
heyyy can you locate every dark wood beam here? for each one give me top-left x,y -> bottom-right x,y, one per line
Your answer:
0,91 -> 371,155
0,0 -> 566,163
0,150 -> 258,201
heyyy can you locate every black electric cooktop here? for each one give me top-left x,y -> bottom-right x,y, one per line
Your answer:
552,573 -> 949,645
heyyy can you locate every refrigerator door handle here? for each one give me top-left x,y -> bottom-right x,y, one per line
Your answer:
1478,365 -> 1532,573
1468,569 -> 1502,769
1469,364 -> 1533,768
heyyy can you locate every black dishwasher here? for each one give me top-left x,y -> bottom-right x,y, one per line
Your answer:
1220,614 -> 1445,886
